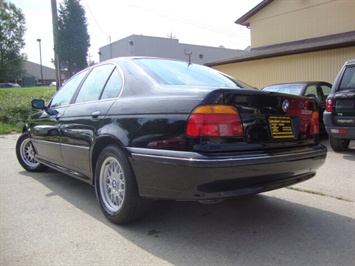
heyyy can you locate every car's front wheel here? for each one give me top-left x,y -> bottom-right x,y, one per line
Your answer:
16,132 -> 48,172
95,145 -> 150,224
329,136 -> 350,151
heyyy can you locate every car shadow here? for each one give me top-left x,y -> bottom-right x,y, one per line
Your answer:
321,138 -> 355,161
20,169 -> 355,265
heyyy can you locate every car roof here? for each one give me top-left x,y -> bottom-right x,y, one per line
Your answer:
345,59 -> 355,65
262,81 -> 331,89
107,56 -> 183,63
103,56 -> 206,68
266,81 -> 330,85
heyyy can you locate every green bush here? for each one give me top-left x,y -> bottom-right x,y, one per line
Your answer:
0,87 -> 56,134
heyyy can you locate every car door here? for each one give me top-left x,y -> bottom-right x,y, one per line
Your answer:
59,64 -> 123,177
30,69 -> 89,165
29,106 -> 66,165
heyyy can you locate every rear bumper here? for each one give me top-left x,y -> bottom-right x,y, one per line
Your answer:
324,112 -> 355,140
128,144 -> 327,200
325,126 -> 355,140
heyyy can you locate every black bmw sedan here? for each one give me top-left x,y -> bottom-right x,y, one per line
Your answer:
16,57 -> 327,224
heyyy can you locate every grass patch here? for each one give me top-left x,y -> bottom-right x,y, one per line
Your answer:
0,87 -> 56,134
0,122 -> 22,134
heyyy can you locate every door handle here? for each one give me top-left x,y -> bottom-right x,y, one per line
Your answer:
92,111 -> 102,119
56,114 -> 61,120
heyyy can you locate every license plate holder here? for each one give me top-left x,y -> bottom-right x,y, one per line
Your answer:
268,116 -> 295,139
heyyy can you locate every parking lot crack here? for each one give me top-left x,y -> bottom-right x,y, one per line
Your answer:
287,186 -> 354,203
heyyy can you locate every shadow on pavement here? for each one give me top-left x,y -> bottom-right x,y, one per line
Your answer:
21,168 -> 355,265
321,138 -> 355,162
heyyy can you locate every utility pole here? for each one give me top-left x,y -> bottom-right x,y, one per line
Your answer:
108,36 -> 112,59
51,0 -> 61,90
37,39 -> 44,85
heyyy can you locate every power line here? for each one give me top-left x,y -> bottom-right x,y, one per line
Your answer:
123,1 -> 250,41
83,0 -> 108,39
83,0 -> 250,44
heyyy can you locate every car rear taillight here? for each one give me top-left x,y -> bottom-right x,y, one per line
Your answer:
326,98 -> 334,112
186,105 -> 243,137
310,111 -> 319,135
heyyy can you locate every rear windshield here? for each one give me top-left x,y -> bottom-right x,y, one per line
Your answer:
339,66 -> 355,91
263,84 -> 304,95
134,58 -> 253,89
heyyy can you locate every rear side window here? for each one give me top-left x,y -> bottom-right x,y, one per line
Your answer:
101,68 -> 122,99
304,85 -> 317,97
320,84 -> 331,98
339,66 -> 355,91
75,64 -> 115,103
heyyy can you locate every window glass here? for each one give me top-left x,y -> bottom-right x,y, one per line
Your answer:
134,58 -> 240,88
101,68 -> 122,99
339,66 -> 355,91
263,84 -> 303,96
320,84 -> 331,98
75,64 -> 115,103
305,85 -> 317,97
51,70 -> 88,107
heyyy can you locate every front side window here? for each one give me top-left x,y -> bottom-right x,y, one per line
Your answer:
50,70 -> 89,108
75,64 -> 115,103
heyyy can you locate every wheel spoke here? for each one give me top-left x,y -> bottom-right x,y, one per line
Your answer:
100,156 -> 126,212
20,138 -> 40,168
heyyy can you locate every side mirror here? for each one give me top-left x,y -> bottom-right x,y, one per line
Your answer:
32,99 -> 46,109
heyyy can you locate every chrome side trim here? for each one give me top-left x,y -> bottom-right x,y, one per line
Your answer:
32,139 -> 90,150
61,142 -> 90,150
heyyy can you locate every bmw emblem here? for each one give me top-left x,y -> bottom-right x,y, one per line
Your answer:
282,100 -> 289,112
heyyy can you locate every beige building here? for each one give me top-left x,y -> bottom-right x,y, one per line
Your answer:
207,0 -> 355,89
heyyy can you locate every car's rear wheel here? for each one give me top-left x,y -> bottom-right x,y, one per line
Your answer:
329,136 -> 350,151
95,145 -> 150,224
16,132 -> 48,172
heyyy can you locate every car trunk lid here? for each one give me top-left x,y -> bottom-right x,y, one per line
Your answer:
223,89 -> 318,142
187,89 -> 320,152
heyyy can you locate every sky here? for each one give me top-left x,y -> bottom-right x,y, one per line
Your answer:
10,0 -> 262,68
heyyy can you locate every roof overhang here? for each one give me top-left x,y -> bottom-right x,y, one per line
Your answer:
206,31 -> 355,66
235,0 -> 273,27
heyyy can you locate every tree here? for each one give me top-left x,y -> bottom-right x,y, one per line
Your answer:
0,0 -> 26,82
57,0 -> 90,78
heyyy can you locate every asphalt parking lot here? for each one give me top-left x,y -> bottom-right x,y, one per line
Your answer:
1,134 -> 354,265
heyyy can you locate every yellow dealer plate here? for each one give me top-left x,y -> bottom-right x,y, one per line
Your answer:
269,116 -> 295,139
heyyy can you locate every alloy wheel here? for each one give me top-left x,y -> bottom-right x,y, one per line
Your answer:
99,157 -> 125,213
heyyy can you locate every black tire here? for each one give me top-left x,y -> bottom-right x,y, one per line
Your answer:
16,132 -> 48,172
329,136 -> 350,152
95,145 -> 150,224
